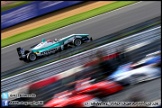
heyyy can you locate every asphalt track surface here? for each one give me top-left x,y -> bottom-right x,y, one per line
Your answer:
1,1 -> 161,72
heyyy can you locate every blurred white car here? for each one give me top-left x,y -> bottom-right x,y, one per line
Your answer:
107,51 -> 161,86
107,63 -> 161,86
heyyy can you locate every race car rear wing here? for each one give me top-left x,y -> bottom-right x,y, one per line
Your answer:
16,47 -> 26,57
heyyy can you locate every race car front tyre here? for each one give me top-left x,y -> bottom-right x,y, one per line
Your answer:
74,38 -> 82,46
27,53 -> 37,62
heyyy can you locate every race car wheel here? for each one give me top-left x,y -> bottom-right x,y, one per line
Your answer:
27,53 -> 37,61
74,38 -> 82,46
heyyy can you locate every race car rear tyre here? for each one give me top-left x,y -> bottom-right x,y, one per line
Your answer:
74,38 -> 82,46
27,53 -> 37,62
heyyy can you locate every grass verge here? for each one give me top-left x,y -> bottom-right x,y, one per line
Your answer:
2,1 -> 137,48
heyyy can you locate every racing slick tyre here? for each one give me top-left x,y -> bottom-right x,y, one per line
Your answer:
27,53 -> 37,62
74,38 -> 82,46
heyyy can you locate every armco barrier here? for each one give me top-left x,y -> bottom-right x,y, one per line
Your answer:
1,26 -> 161,93
1,1 -> 83,29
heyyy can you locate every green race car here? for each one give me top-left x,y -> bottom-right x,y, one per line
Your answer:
17,34 -> 92,62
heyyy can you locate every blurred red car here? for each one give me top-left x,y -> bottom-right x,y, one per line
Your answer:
44,78 -> 123,107
73,78 -> 123,97
43,90 -> 100,107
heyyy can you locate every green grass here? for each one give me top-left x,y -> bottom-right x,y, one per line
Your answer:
2,1 -> 137,48
1,1 -> 32,12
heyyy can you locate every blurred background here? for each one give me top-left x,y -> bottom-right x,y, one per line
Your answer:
1,1 -> 161,107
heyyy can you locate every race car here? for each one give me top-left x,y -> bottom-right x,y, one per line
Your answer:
107,51 -> 161,86
43,90 -> 100,107
69,77 -> 123,98
16,34 -> 92,62
44,77 -> 123,107
107,62 -> 161,86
